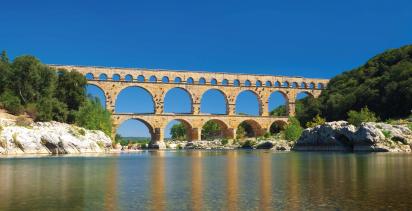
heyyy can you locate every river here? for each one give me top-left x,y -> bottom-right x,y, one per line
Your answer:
1,151 -> 412,210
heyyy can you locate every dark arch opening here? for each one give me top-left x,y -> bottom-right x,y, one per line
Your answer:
115,86 -> 154,113
164,119 -> 192,141
309,82 -> 315,89
162,76 -> 169,83
237,120 -> 263,139
211,78 -> 217,85
164,88 -> 192,114
291,82 -> 298,88
256,80 -> 262,87
274,81 -> 281,87
300,82 -> 307,89
236,90 -> 261,116
200,89 -> 228,114
265,81 -> 272,87
282,81 -> 289,87
201,119 -> 229,141
317,83 -> 324,89
244,80 -> 251,87
116,119 -> 153,147
268,91 -> 288,116
269,120 -> 287,135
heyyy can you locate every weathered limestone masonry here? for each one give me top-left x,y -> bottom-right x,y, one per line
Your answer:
50,65 -> 329,148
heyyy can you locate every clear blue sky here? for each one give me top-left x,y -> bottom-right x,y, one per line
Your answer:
1,0 -> 411,138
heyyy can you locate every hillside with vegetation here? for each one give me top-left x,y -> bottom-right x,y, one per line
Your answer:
271,45 -> 412,127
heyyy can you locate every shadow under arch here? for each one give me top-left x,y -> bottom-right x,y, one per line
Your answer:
235,90 -> 262,116
163,87 -> 193,114
269,119 -> 288,134
200,89 -> 228,114
86,83 -> 107,108
164,118 -> 194,141
115,86 -> 155,114
237,119 -> 263,138
201,119 -> 231,140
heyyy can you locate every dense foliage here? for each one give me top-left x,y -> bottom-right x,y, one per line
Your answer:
305,45 -> 412,122
201,121 -> 222,140
347,107 -> 378,127
170,123 -> 187,140
0,51 -> 112,136
283,117 -> 303,142
270,45 -> 412,126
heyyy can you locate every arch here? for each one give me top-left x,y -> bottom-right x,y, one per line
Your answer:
237,119 -> 263,138
269,120 -> 287,135
200,89 -> 228,114
149,75 -> 157,82
300,82 -> 307,89
99,73 -> 108,80
164,87 -> 193,114
282,81 -> 289,87
125,74 -> 133,82
296,91 -> 314,99
187,77 -> 194,84
309,82 -> 315,89
86,84 -> 106,108
265,81 -> 272,87
244,80 -> 251,87
211,78 -> 217,85
199,77 -> 206,85
116,118 -> 154,144
85,73 -> 94,80
164,119 -> 193,141
233,79 -> 240,87
235,90 -> 261,116
291,82 -> 298,88
274,81 -> 281,87
112,74 -> 120,81
137,75 -> 145,82
174,77 -> 182,83
162,76 -> 170,83
256,80 -> 262,87
222,79 -> 229,86
268,91 -> 288,116
317,83 -> 324,89
201,119 -> 229,140
115,86 -> 155,113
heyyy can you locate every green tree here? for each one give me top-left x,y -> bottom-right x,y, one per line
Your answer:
284,117 -> 303,142
201,121 -> 222,140
0,90 -> 24,115
170,123 -> 187,140
54,69 -> 87,123
35,97 -> 68,122
347,107 -> 378,127
75,97 -> 112,136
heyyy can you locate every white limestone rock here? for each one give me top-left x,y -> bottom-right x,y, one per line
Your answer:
0,119 -> 112,155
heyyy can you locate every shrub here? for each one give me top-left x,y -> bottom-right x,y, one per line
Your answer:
75,97 -> 112,136
284,117 -> 303,142
241,140 -> 255,148
306,114 -> 326,128
0,90 -> 23,115
347,107 -> 378,127
382,130 -> 391,139
79,129 -> 86,136
221,138 -> 228,145
16,116 -> 31,127
263,132 -> 270,138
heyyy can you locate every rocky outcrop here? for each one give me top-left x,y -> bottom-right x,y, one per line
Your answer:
0,118 -> 112,155
293,121 -> 412,152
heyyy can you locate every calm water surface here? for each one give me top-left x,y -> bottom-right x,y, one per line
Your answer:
1,151 -> 412,210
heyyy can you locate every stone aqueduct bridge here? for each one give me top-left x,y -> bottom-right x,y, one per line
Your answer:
51,65 -> 329,146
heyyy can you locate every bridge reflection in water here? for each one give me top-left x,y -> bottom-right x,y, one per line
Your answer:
1,152 -> 412,210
